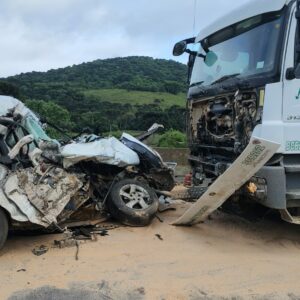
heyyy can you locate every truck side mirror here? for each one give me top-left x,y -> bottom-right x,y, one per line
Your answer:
172,37 -> 196,57
286,67 -> 296,80
287,64 -> 300,80
173,41 -> 187,56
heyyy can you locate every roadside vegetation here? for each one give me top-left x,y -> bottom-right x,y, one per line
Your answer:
157,130 -> 187,148
0,56 -> 188,147
83,88 -> 185,109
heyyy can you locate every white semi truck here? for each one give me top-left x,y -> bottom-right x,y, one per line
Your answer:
173,0 -> 300,224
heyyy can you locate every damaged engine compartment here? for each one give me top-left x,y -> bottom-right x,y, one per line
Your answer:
188,89 -> 263,181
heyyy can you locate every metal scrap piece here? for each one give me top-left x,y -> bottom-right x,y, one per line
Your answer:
4,167 -> 86,227
32,245 -> 48,256
8,135 -> 34,159
0,188 -> 29,223
23,168 -> 82,223
75,241 -> 80,261
54,230 -> 76,248
0,165 -> 28,222
4,174 -> 48,226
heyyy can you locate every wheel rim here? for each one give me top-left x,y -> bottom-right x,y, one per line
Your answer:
119,184 -> 152,210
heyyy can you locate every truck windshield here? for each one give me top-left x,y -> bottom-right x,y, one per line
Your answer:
190,10 -> 285,87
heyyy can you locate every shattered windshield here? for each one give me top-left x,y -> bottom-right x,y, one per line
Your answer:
190,10 -> 285,87
24,116 -> 52,142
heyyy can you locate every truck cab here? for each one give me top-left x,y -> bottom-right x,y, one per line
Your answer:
174,0 -> 300,223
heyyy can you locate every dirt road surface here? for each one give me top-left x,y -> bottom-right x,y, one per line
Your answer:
1,202 -> 300,300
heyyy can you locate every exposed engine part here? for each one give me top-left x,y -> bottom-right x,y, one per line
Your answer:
190,89 -> 262,181
196,90 -> 258,150
205,98 -> 234,140
233,90 -> 258,153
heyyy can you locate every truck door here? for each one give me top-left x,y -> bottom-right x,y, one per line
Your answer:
283,6 -> 300,124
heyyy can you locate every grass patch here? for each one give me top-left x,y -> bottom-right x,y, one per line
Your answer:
82,89 -> 186,109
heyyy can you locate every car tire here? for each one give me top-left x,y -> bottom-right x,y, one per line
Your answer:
0,208 -> 8,250
107,179 -> 159,227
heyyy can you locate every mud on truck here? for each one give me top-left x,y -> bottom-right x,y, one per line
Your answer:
173,0 -> 300,224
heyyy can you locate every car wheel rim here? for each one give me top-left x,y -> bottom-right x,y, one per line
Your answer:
119,184 -> 152,210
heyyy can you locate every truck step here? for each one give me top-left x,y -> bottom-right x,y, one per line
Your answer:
286,189 -> 300,201
285,165 -> 300,173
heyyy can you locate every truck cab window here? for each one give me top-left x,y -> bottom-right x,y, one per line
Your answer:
191,10 -> 285,87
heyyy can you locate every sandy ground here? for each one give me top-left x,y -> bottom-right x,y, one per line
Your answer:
2,203 -> 300,300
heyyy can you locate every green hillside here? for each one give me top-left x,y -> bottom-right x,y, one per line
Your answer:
0,56 -> 188,134
83,89 -> 186,109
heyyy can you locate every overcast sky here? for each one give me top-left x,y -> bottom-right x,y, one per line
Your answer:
0,0 -> 250,78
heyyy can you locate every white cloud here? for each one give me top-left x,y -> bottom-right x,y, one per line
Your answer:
0,0 -> 250,77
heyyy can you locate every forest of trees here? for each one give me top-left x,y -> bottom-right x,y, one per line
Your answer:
0,56 -> 188,136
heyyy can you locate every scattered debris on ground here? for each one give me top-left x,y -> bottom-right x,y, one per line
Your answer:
53,223 -> 121,261
31,245 -> 48,256
16,269 -> 26,273
155,234 -> 163,241
3,206 -> 300,300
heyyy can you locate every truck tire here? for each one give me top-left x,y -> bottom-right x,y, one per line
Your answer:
107,179 -> 159,227
171,186 -> 207,202
0,208 -> 8,250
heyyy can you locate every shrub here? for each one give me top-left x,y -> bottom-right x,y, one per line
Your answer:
157,130 -> 187,148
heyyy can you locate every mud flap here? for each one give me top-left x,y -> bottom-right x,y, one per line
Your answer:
172,137 -> 280,226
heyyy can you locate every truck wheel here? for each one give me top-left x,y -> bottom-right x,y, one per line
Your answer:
171,186 -> 207,202
107,179 -> 159,226
0,208 -> 8,250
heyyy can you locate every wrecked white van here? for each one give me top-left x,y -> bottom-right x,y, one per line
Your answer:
0,96 -> 175,249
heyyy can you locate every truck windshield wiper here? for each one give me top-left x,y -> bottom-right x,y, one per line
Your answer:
211,73 -> 240,86
190,81 -> 204,87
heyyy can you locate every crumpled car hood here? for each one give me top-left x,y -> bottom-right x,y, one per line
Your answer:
60,137 -> 140,168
